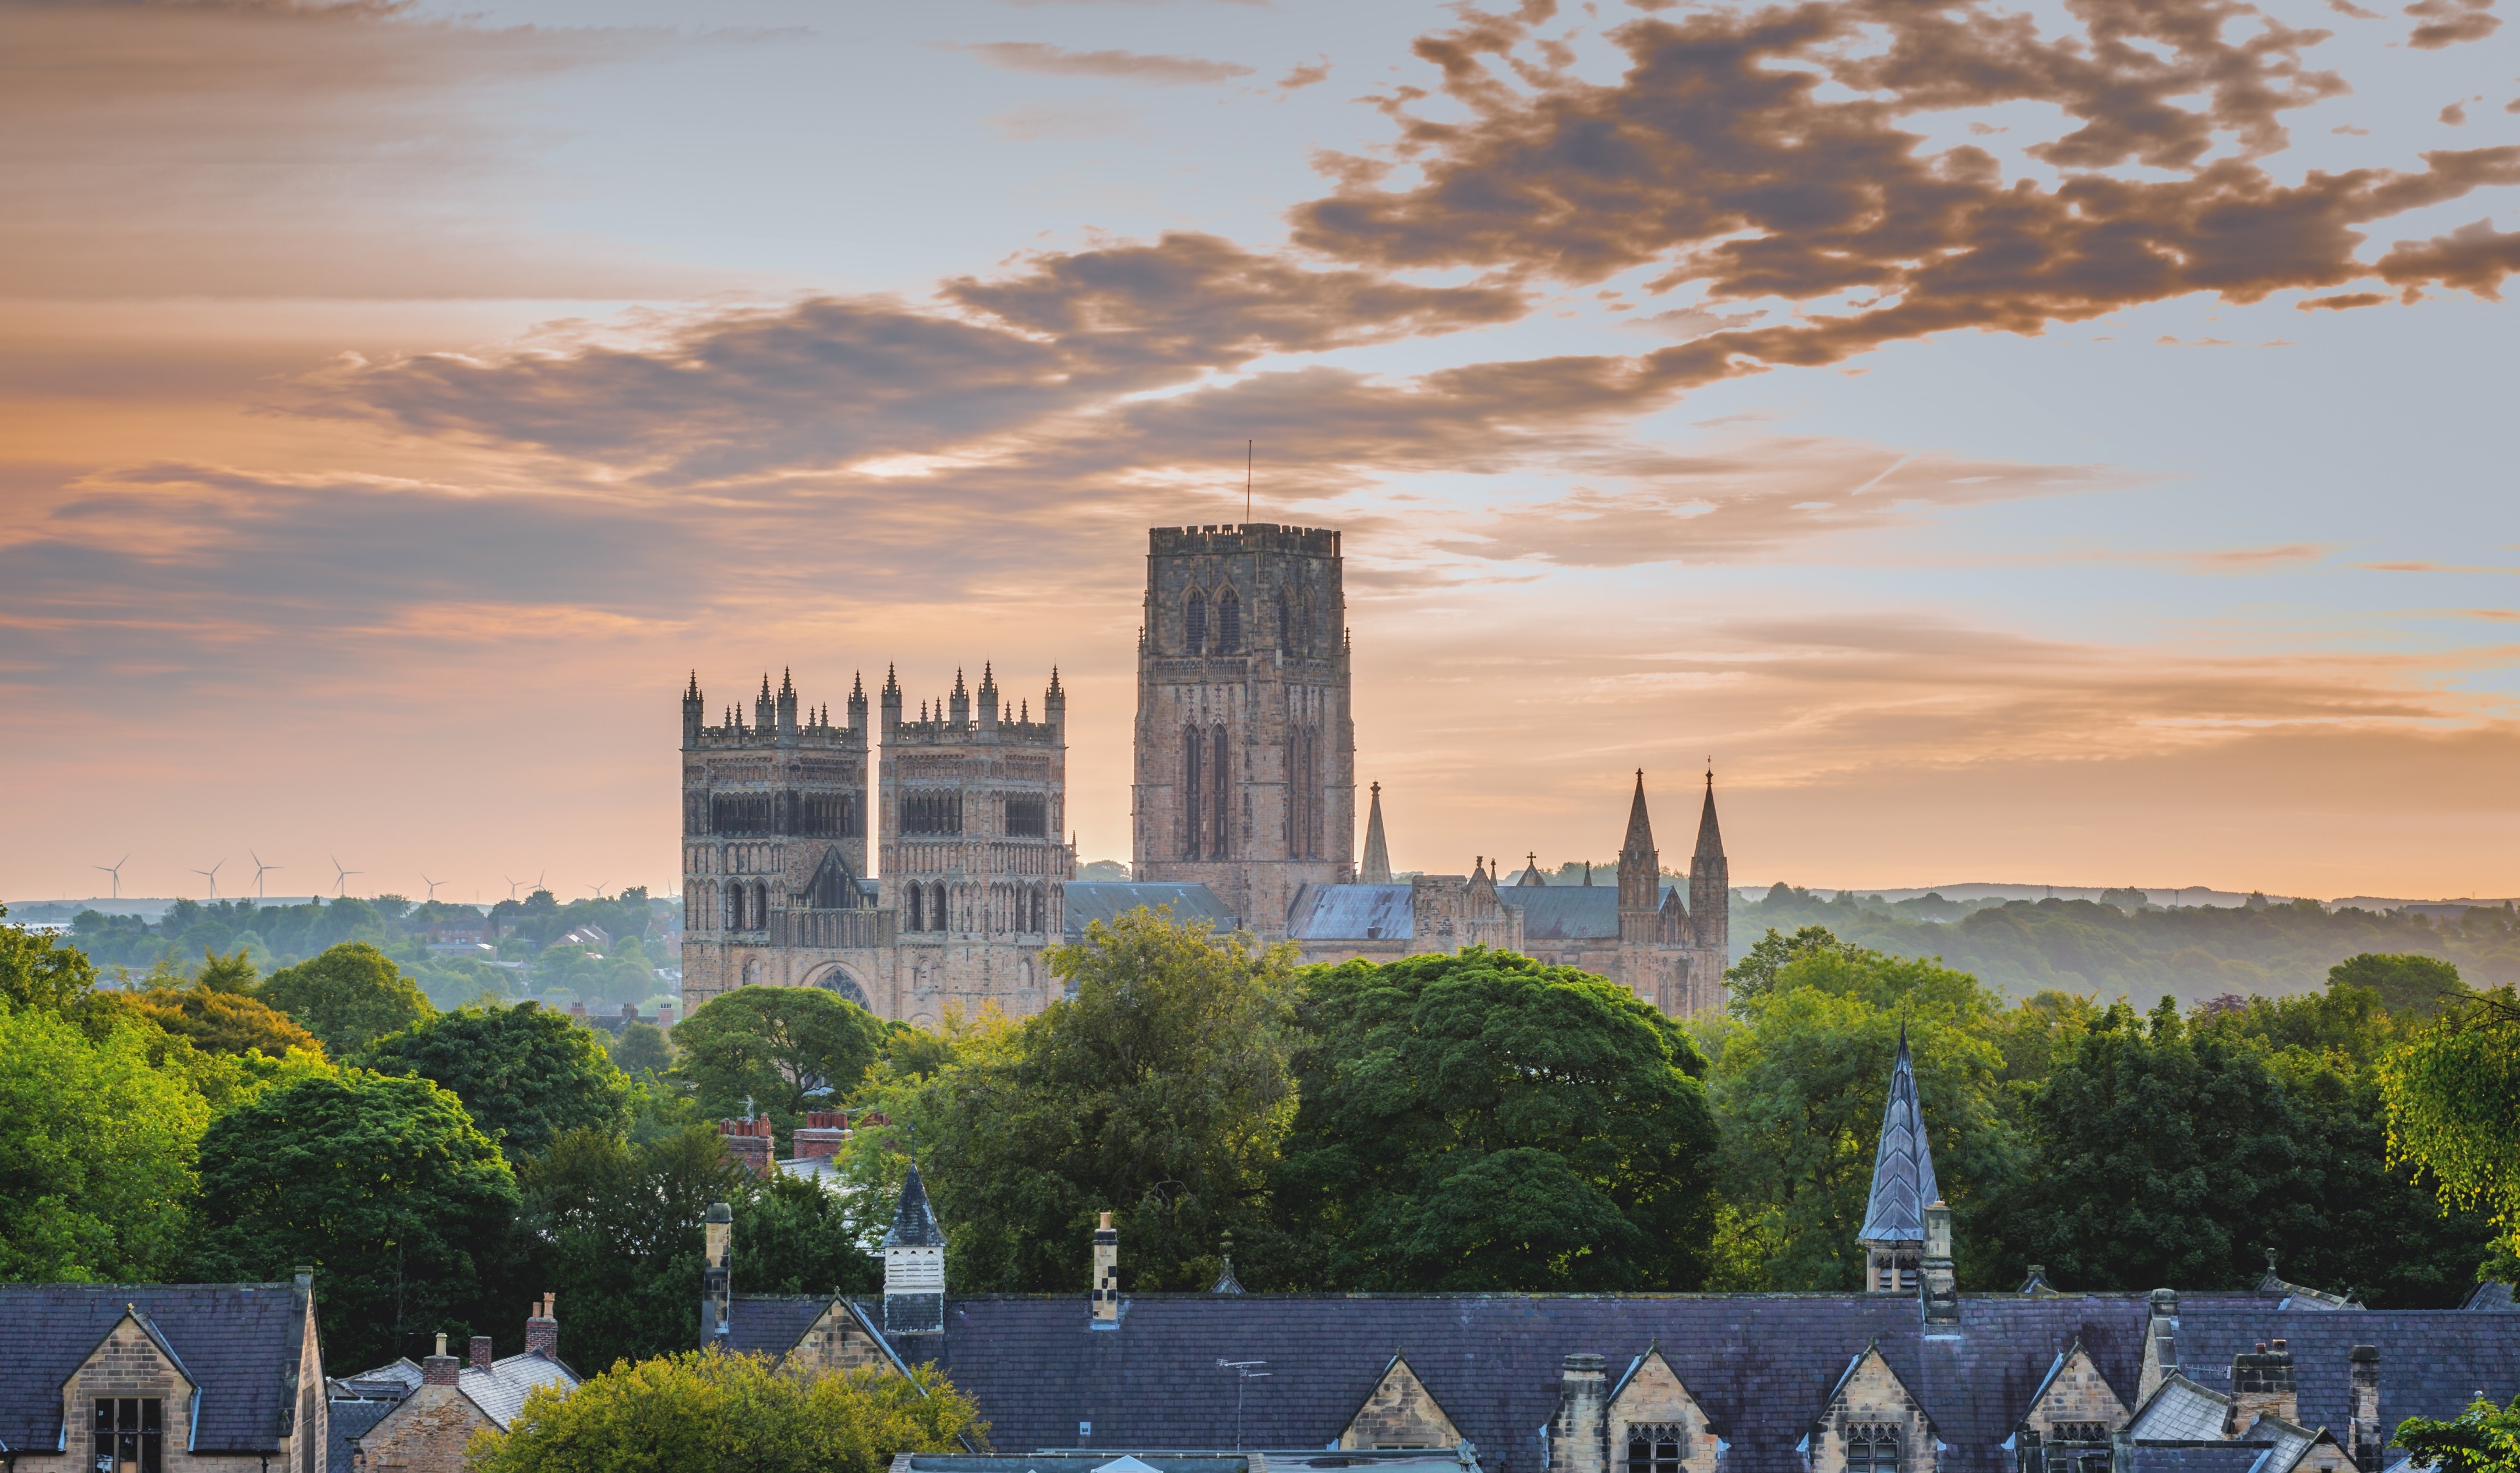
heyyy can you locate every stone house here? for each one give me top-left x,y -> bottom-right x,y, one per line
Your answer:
0,1274 -> 326,1473
328,1296 -> 579,1473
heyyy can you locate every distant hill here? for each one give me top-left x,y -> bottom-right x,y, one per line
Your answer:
1731,884 -> 2520,1003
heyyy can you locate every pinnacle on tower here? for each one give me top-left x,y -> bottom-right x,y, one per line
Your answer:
883,664 -> 900,699
1695,766 -> 1725,862
1858,1024 -> 1942,1255
1047,665 -> 1062,695
780,667 -> 794,698
854,671 -> 866,699
1622,768 -> 1656,855
760,674 -> 772,701
953,669 -> 966,698
1359,781 -> 1392,883
685,671 -> 700,700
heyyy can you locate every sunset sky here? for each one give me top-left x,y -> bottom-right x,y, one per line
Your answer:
4,0 -> 2516,907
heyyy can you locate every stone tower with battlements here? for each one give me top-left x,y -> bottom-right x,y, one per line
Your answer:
681,669 -> 887,1012
1131,524 -> 1355,936
879,662 -> 1074,1026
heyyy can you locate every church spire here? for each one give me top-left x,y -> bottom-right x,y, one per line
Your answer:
1857,1024 -> 1942,1291
1622,769 -> 1655,854
1359,781 -> 1392,882
1617,770 -> 1661,928
1689,765 -> 1731,961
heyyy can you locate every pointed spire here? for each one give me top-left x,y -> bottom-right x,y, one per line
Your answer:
1048,665 -> 1063,695
1359,781 -> 1392,883
1695,764 -> 1725,861
883,663 -> 900,699
953,669 -> 966,698
1622,768 -> 1656,855
883,1161 -> 946,1249
761,673 -> 773,701
685,671 -> 700,700
780,667 -> 794,697
1858,1024 -> 1942,1247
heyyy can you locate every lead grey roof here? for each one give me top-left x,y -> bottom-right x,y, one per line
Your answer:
1859,1026 -> 1942,1245
2464,1281 -> 2516,1311
726,1295 -> 833,1358
1288,884 -> 1414,942
460,1352 -> 578,1430
1064,884 -> 1238,940
1507,887 -> 1677,942
2126,1447 -> 2269,1473
2131,1376 -> 2232,1442
327,1398 -> 398,1473
0,1282 -> 310,1453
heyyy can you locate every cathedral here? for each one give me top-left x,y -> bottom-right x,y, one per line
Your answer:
678,522 -> 1730,1022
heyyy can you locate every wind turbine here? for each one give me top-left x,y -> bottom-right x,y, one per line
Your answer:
420,873 -> 444,902
503,876 -> 523,902
331,856 -> 362,898
93,856 -> 128,900
583,881 -> 610,900
249,852 -> 281,902
190,859 -> 224,900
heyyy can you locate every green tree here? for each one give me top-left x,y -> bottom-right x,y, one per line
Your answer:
737,1173 -> 881,1298
2380,989 -> 2520,1262
2007,999 -> 2316,1289
0,1005 -> 208,1281
516,1125 -> 751,1369
468,1352 -> 980,1473
1276,946 -> 1718,1291
611,1020 -> 674,1076
129,984 -> 320,1058
258,942 -> 432,1054
1706,940 -> 2021,1290
356,1002 -> 629,1159
2395,1394 -> 2520,1473
1724,924 -> 1866,1011
2332,952 -> 2467,1016
0,907 -> 100,1012
195,945 -> 259,993
860,908 -> 1299,1293
673,987 -> 883,1149
190,1070 -> 517,1368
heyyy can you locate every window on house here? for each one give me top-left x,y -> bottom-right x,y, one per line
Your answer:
2050,1424 -> 2109,1445
1628,1423 -> 1687,1473
95,1396 -> 163,1473
1846,1426 -> 1900,1473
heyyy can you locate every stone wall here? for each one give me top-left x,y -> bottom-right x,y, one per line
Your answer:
1816,1347 -> 1938,1473
352,1384 -> 492,1473
1340,1354 -> 1463,1451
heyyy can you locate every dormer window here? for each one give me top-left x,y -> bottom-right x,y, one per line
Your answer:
1847,1425 -> 1900,1473
95,1397 -> 163,1473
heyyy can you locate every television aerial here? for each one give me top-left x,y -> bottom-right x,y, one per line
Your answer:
249,851 -> 281,902
93,855 -> 129,900
190,859 -> 224,901
331,855 -> 362,898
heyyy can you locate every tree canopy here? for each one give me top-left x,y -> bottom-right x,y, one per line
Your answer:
673,985 -> 885,1148
2394,1393 -> 2520,1473
190,1069 -> 517,1368
257,942 -> 433,1055
0,1003 -> 207,1282
128,982 -> 319,1058
468,1352 -> 979,1473
0,907 -> 100,1012
2332,952 -> 2468,1017
1276,947 -> 1718,1291
2381,988 -> 2520,1267
357,1001 -> 629,1158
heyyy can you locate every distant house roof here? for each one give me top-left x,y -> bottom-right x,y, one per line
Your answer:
461,1351 -> 578,1430
1063,883 -> 1237,940
1288,884 -> 1412,942
0,1281 -> 314,1454
2464,1281 -> 2517,1311
326,1397 -> 398,1473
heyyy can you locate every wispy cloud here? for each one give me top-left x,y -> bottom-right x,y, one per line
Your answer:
945,41 -> 1253,83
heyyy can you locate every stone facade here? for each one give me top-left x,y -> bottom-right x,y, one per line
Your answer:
1342,1354 -> 1465,1450
1131,524 -> 1356,938
679,665 -> 1072,1025
1811,1346 -> 1938,1473
350,1358 -> 486,1473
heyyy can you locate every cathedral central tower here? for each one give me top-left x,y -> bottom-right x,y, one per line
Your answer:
1131,524 -> 1354,936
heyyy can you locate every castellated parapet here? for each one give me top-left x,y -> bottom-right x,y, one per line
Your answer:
1131,523 -> 1356,937
680,664 -> 1072,1024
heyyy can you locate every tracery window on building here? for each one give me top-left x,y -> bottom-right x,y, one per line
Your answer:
1846,1424 -> 1901,1473
1209,724 -> 1230,858
1628,1422 -> 1687,1473
1218,591 -> 1242,652
96,1396 -> 164,1473
1005,795 -> 1047,837
1183,723 -> 1204,860
903,791 -> 963,836
1186,591 -> 1208,654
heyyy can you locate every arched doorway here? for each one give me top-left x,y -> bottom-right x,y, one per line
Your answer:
808,965 -> 871,1010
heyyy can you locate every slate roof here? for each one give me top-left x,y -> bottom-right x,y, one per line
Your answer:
326,1398 -> 398,1473
889,1163 -> 947,1248
460,1351 -> 578,1430
1066,884 -> 1238,941
2125,1446 -> 2269,1473
2464,1281 -> 2516,1312
902,1294 -> 2519,1473
0,1281 -> 311,1454
1858,1027 -> 1942,1245
2130,1376 -> 2231,1441
1288,884 -> 1413,942
728,1295 -> 837,1358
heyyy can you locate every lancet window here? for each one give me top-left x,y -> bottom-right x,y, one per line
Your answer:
1186,591 -> 1208,654
1218,591 -> 1242,653
1209,724 -> 1230,858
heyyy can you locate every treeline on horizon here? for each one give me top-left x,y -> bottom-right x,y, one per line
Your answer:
3,903 -> 2515,1385
1734,884 -> 2520,1004
58,886 -> 673,1010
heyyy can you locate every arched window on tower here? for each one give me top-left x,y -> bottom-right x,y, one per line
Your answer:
1186,591 -> 1207,654
751,881 -> 768,932
724,879 -> 744,931
1183,723 -> 1204,860
1218,591 -> 1242,653
931,882 -> 949,932
1210,724 -> 1231,859
1300,602 -> 1313,655
906,884 -> 923,932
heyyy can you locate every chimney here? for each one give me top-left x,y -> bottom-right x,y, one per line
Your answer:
526,1293 -> 558,1359
701,1201 -> 733,1342
718,1115 -> 773,1178
423,1333 -> 460,1387
2349,1346 -> 2381,1472
2229,1340 -> 2298,1432
469,1335 -> 493,1373
658,1001 -> 675,1028
1548,1354 -> 1609,1473
2138,1290 -> 2181,1407
1921,1199 -> 1959,1323
792,1111 -> 849,1161
1091,1211 -> 1120,1326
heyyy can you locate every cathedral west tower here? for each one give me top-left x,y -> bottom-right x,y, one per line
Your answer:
1131,524 -> 1354,937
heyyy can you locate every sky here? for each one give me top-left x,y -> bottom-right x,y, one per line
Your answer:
2,0 -> 2516,908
